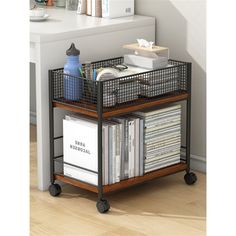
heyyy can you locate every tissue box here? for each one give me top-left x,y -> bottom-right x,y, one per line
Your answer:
102,0 -> 134,18
124,54 -> 168,70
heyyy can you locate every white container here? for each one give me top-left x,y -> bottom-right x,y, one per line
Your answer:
30,8 -> 45,17
63,116 -> 98,185
124,54 -> 168,70
102,0 -> 134,19
66,0 -> 79,10
77,0 -> 86,14
56,0 -> 66,7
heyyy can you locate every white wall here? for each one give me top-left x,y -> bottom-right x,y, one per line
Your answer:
136,0 -> 206,168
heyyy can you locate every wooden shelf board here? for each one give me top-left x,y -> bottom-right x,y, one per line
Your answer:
103,163 -> 187,193
53,92 -> 189,118
55,163 -> 187,194
53,102 -> 98,118
103,93 -> 188,118
55,174 -> 98,193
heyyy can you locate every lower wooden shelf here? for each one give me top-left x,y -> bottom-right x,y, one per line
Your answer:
55,162 -> 187,194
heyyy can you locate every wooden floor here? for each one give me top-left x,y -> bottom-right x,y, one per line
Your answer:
30,125 -> 206,236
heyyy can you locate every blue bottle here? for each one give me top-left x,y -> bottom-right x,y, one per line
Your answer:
64,43 -> 83,101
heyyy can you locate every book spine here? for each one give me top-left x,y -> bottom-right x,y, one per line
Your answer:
77,0 -> 87,14
128,120 -> 132,178
101,0 -> 109,17
124,120 -> 129,179
112,125 -> 116,184
120,121 -> 125,180
86,0 -> 92,15
108,125 -> 113,184
92,0 -> 102,17
139,119 -> 144,176
104,126 -> 109,185
135,118 -> 140,177
128,120 -> 135,178
115,124 -> 121,183
131,120 -> 135,178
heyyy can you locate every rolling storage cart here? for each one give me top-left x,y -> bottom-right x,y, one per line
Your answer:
48,57 -> 197,213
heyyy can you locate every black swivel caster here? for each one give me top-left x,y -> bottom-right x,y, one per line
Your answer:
49,183 -> 62,197
96,199 -> 110,213
184,172 -> 197,185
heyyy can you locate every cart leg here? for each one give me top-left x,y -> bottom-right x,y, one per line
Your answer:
186,97 -> 191,173
48,71 -> 62,196
96,81 -> 110,213
184,65 -> 197,185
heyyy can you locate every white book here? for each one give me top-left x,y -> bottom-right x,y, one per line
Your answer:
145,155 -> 180,168
145,121 -> 181,134
145,112 -> 181,123
112,125 -> 116,184
104,125 -> 109,185
145,118 -> 181,128
77,0 -> 87,14
145,138 -> 181,150
63,116 -> 98,185
111,118 -> 125,180
92,0 -> 102,17
131,120 -> 135,178
139,119 -> 144,176
128,120 -> 132,178
115,124 -> 121,182
108,125 -> 113,184
145,156 -> 180,173
86,0 -> 92,15
102,0 -> 108,18
146,143 -> 181,154
134,118 -> 140,177
64,164 -> 97,185
135,105 -> 181,118
145,132 -> 181,144
128,120 -> 135,178
145,150 -> 180,163
63,117 -> 97,171
119,120 -> 125,180
124,119 -> 129,179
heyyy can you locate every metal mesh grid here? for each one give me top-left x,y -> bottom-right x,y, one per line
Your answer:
52,68 -> 98,107
50,57 -> 189,109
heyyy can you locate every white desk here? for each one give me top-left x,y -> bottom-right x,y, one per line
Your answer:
30,7 -> 155,191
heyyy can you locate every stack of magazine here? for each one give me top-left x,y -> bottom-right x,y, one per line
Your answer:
135,105 -> 181,173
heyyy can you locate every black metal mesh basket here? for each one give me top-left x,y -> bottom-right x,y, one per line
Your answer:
50,57 -> 189,109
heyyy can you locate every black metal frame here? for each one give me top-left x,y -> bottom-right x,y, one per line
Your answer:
48,59 -> 193,212
97,81 -> 104,201
186,63 -> 192,173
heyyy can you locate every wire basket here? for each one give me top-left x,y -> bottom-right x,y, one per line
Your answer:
50,57 -> 189,109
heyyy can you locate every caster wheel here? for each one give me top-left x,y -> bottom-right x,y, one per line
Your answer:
49,184 -> 61,197
184,172 -> 197,185
96,199 -> 110,213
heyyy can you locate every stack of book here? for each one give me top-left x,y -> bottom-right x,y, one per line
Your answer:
135,105 -> 181,173
63,114 -> 144,186
102,116 -> 144,185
